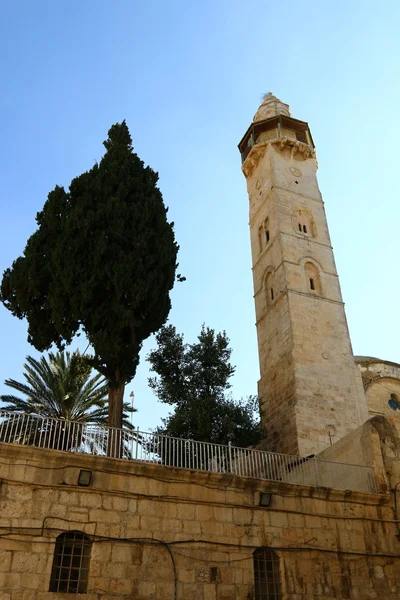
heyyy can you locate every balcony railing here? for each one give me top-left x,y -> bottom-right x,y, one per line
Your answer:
0,410 -> 378,493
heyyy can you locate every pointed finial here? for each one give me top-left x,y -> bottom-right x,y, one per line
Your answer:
253,93 -> 291,122
261,92 -> 274,102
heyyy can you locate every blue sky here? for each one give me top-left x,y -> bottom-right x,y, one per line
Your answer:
1,0 -> 399,431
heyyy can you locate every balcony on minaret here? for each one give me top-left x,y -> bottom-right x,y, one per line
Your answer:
238,93 -> 314,164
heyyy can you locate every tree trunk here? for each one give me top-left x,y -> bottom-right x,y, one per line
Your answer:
107,381 -> 125,458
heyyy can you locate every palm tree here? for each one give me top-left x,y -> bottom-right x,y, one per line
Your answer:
0,351 -> 135,455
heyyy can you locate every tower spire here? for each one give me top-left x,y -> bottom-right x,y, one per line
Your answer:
253,92 -> 291,122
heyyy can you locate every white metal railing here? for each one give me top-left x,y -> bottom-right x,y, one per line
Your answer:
0,410 -> 378,493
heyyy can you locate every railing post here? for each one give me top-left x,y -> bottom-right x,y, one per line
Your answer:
314,456 -> 320,487
135,426 -> 139,460
228,441 -> 233,474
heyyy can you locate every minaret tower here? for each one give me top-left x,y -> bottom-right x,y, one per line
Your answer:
238,93 -> 368,456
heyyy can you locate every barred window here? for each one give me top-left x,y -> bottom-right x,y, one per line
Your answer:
49,531 -> 91,593
253,548 -> 281,599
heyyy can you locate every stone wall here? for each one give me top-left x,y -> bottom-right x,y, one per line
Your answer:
0,436 -> 400,600
356,357 -> 400,426
244,136 -> 368,456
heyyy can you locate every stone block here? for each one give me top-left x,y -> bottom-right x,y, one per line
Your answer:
183,520 -> 201,535
0,552 -> 11,573
113,496 -> 128,512
91,544 -> 111,563
89,509 -> 119,523
218,584 -> 236,599
195,505 -> 214,521
177,503 -> 196,520
178,568 -> 195,583
204,583 -> 217,600
20,572 -> 46,590
109,577 -> 133,594
128,499 -> 138,513
161,519 -> 183,533
79,492 -> 102,508
0,573 -> 21,589
155,582 -> 175,600
137,581 -> 156,597
58,490 -> 79,505
111,544 -> 130,563
11,552 -> 47,573
48,503 -> 68,518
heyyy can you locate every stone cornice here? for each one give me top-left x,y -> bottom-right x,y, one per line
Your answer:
242,138 -> 316,178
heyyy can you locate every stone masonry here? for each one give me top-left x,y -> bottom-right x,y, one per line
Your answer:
0,418 -> 400,600
238,93 -> 368,456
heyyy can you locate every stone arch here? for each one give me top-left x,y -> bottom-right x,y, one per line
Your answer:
303,259 -> 322,294
291,206 -> 316,237
258,217 -> 270,253
263,266 -> 275,308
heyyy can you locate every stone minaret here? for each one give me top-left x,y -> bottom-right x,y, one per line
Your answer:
238,93 -> 368,456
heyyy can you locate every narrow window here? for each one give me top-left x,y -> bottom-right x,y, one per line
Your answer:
298,223 -> 302,232
304,262 -> 321,294
303,225 -> 307,233
253,548 -> 281,600
49,531 -> 91,593
258,226 -> 264,253
270,288 -> 274,301
265,230 -> 270,243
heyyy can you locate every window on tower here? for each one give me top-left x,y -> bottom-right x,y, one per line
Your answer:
264,217 -> 270,246
305,262 -> 321,294
294,209 -> 315,238
270,288 -> 274,301
258,226 -> 264,253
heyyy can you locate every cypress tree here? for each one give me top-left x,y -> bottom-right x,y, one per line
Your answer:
1,122 -> 180,436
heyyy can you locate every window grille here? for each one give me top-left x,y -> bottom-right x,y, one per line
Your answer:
253,548 -> 281,599
49,531 -> 91,593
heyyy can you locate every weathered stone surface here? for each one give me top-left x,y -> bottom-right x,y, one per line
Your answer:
0,437 -> 399,599
243,98 -> 368,456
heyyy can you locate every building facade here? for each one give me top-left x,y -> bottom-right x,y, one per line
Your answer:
0,417 -> 399,600
0,95 -> 400,599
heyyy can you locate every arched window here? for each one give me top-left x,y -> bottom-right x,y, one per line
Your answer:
253,548 -> 281,599
49,531 -> 91,593
265,272 -> 274,308
304,262 -> 321,294
388,394 -> 400,411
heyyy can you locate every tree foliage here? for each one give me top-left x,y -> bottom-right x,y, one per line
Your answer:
148,325 -> 261,448
0,350 -> 134,452
1,122 -> 180,429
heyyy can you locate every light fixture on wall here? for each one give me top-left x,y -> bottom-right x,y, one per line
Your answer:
78,470 -> 92,487
259,492 -> 272,507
